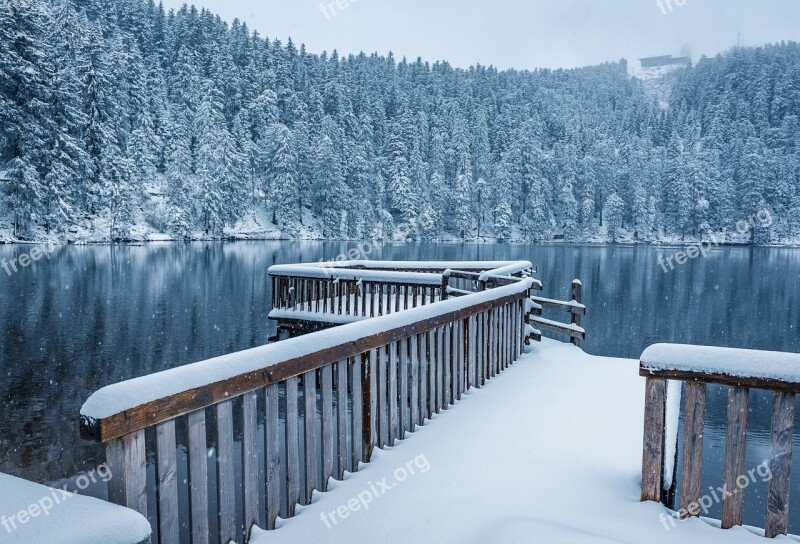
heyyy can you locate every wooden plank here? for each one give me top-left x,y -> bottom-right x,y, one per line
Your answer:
506,304 -> 512,366
303,370 -> 317,505
420,332 -> 428,422
475,312 -> 483,387
428,329 -> 436,418
378,346 -> 388,447
395,284 -> 401,313
410,335 -> 420,430
529,296 -> 586,316
765,391 -> 795,538
188,410 -> 209,544
444,323 -> 452,407
285,378 -> 300,517
321,365 -> 334,490
488,309 -> 496,378
105,430 -> 147,516
505,305 -> 511,368
156,420 -> 179,544
361,352 -> 374,463
436,326 -> 445,411
449,321 -> 457,401
639,367 -> 800,395
483,310 -> 490,383
399,338 -> 409,438
721,386 -> 749,529
467,316 -> 475,389
242,391 -> 261,534
679,382 -> 706,518
351,355 -> 363,471
389,342 -> 398,445
515,301 -> 522,358
500,306 -> 507,371
640,377 -> 667,502
338,359 -> 350,478
216,400 -> 236,543
265,384 -> 280,530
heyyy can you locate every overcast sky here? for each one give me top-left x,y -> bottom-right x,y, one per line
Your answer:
159,0 -> 800,70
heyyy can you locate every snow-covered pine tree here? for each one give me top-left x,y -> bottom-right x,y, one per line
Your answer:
603,192 -> 626,243
267,124 -> 301,233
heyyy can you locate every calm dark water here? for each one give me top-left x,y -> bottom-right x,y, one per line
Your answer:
0,242 -> 799,527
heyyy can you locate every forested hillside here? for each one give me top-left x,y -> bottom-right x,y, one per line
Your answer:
1,0 -> 799,243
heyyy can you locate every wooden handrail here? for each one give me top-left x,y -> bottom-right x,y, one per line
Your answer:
81,281 -> 532,442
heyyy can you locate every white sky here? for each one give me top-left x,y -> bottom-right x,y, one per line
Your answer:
158,0 -> 800,70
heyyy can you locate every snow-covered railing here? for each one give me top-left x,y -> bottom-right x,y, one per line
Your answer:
525,280 -> 585,347
80,278 -> 533,544
639,344 -> 800,539
268,260 -> 536,335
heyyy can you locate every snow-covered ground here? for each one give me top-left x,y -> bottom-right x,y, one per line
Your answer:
0,472 -> 151,544
251,339 -> 777,544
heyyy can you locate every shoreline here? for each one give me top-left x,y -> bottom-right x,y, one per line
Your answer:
1,236 -> 799,249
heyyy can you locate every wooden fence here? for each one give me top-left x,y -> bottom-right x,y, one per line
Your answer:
268,261 -> 586,347
639,344 -> 800,538
525,279 -> 585,347
80,275 -> 535,544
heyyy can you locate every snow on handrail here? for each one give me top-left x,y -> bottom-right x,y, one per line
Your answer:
82,278 -> 535,423
271,260 -> 525,271
268,264 -> 443,285
641,344 -> 800,384
477,261 -> 533,282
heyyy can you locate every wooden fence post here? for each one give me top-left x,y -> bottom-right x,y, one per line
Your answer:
570,280 -> 582,347
641,377 -> 667,502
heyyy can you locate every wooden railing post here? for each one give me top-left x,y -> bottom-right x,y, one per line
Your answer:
721,386 -> 749,529
570,280 -> 582,347
765,391 -> 795,538
680,382 -> 706,518
105,430 -> 147,517
362,350 -> 377,462
641,377 -> 667,502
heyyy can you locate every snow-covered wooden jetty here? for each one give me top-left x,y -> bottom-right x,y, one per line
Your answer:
75,260 -> 800,543
78,260 -> 584,543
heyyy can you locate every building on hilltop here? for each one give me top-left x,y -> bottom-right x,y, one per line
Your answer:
638,55 -> 691,69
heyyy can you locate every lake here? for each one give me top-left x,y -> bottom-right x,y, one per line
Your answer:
0,242 -> 799,528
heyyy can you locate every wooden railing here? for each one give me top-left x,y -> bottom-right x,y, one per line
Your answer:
80,275 -> 534,544
525,280 -> 585,347
268,260 -> 538,335
639,344 -> 800,538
